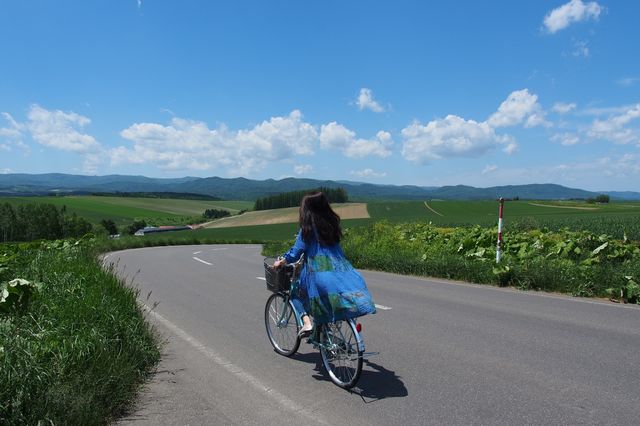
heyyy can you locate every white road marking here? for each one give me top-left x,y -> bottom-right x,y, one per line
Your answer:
211,248 -> 228,251
142,307 -> 329,425
256,277 -> 266,281
193,251 -> 202,255
193,257 -> 212,266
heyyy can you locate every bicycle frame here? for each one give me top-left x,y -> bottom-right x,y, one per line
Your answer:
265,256 -> 369,389
276,283 -> 365,357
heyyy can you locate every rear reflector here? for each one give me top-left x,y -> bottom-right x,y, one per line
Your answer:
356,323 -> 362,333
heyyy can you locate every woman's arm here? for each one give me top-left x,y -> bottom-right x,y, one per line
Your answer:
274,230 -> 306,268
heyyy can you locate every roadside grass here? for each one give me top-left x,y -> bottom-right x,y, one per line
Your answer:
263,221 -> 640,303
0,240 -> 160,424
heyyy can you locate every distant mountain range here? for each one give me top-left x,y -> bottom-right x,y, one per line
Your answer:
0,173 -> 639,201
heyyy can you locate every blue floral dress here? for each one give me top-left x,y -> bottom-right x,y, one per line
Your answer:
283,230 -> 376,324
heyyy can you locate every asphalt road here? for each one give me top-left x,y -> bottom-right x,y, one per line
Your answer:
110,245 -> 640,425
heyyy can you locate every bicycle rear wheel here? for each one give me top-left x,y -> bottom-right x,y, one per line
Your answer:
319,319 -> 363,389
265,293 -> 301,356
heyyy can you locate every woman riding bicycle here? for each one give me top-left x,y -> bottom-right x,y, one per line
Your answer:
273,191 -> 376,338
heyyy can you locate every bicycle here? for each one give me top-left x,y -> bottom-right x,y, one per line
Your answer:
263,257 -> 365,389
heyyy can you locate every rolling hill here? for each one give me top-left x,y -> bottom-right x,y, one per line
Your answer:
0,173 -> 638,200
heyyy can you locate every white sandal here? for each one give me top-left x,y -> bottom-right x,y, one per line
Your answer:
298,323 -> 313,338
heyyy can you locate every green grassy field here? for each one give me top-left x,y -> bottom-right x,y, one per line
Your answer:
2,196 -> 254,226
141,218 -> 373,242
367,200 -> 640,238
368,200 -> 640,223
3,196 -> 639,240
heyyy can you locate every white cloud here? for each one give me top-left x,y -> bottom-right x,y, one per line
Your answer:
356,88 -> 385,113
487,89 -> 547,128
470,154 -> 640,189
400,89 -> 549,163
503,142 -> 518,155
401,115 -> 507,163
294,164 -> 313,175
543,0 -> 602,34
1,168 -> 13,174
319,122 -> 355,150
572,40 -> 590,57
0,112 -> 23,139
115,110 -> 317,174
482,165 -> 498,175
116,119 -> 232,171
115,110 -> 396,174
617,77 -> 639,87
236,110 -> 317,158
552,154 -> 640,179
551,132 -> 580,146
580,104 -> 637,116
0,112 -> 30,154
552,102 -> 577,114
81,152 -> 106,175
319,122 -> 393,158
347,131 -> 393,158
350,168 -> 387,178
27,104 -> 99,152
587,104 -> 640,145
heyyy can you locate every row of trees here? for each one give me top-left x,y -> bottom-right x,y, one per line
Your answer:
587,194 -> 610,204
254,187 -> 348,211
100,219 -> 148,236
0,202 -> 92,243
202,209 -> 231,219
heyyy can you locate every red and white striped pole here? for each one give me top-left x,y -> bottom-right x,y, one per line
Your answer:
496,197 -> 504,263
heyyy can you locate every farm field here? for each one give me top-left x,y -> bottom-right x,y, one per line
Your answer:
368,199 -> 640,223
141,218 -> 373,242
3,195 -> 639,240
202,202 -> 368,228
368,200 -> 640,235
1,196 -> 254,226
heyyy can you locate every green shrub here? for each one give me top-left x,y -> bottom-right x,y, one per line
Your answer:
339,222 -> 640,300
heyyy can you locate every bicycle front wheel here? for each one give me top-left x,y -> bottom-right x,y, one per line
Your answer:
319,319 -> 363,389
265,293 -> 301,356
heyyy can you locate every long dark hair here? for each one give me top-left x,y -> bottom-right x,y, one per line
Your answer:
299,192 -> 342,245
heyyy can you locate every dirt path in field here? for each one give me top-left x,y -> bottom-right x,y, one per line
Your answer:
424,201 -> 444,216
201,203 -> 369,228
527,202 -> 598,211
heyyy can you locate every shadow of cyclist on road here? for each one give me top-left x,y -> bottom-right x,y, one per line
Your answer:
350,359 -> 408,402
290,352 -> 408,402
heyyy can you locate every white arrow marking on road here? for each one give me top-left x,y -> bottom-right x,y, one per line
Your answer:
193,257 -> 212,266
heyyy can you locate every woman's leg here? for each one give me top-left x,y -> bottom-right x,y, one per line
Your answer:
290,294 -> 312,333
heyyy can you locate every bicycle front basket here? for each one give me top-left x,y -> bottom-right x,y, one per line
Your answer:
263,258 -> 289,293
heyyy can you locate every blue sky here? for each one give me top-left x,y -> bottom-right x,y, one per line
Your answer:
1,0 -> 639,191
